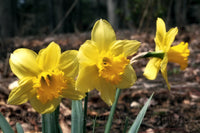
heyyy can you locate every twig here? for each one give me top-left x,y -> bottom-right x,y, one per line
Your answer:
3,53 -> 10,77
51,0 -> 78,34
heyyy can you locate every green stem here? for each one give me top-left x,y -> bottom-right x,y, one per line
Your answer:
123,117 -> 129,133
83,93 -> 88,133
42,106 -> 61,133
130,51 -> 165,64
92,115 -> 97,133
143,52 -> 165,59
71,100 -> 83,133
104,88 -> 121,133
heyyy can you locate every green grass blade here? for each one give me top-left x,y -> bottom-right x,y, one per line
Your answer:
128,93 -> 154,133
104,88 -> 121,133
92,115 -> 97,133
16,122 -> 24,133
123,117 -> 129,133
42,106 -> 61,133
71,100 -> 83,133
0,112 -> 14,133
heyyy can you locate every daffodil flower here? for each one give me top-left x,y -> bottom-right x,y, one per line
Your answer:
143,18 -> 190,89
8,42 -> 85,114
76,19 -> 140,105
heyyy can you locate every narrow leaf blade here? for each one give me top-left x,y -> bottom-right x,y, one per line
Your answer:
71,100 -> 83,133
0,112 -> 14,133
16,122 -> 24,133
128,93 -> 154,133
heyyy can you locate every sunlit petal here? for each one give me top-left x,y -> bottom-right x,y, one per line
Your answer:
96,78 -> 116,106
91,19 -> 116,51
165,27 -> 178,51
78,40 -> 98,65
7,77 -> 33,105
62,88 -> 85,100
143,58 -> 162,80
110,40 -> 141,56
37,42 -> 61,70
154,18 -> 166,51
59,50 -> 79,78
30,96 -> 61,114
76,65 -> 99,92
61,78 -> 85,99
9,48 -> 40,79
161,67 -> 170,90
116,64 -> 137,89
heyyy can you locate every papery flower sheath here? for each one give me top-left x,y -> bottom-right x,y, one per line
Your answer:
143,18 -> 190,89
76,19 -> 141,105
8,42 -> 85,114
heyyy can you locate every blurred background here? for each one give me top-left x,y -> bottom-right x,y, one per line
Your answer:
0,0 -> 200,38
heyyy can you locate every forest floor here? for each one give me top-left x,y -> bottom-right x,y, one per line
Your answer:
0,24 -> 200,133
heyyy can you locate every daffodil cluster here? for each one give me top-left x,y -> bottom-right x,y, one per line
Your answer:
7,18 -> 190,114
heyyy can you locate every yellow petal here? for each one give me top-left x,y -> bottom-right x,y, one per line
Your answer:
161,66 -> 170,90
62,88 -> 85,100
116,64 -> 137,89
9,48 -> 40,79
58,50 -> 79,78
143,58 -> 162,80
168,42 -> 190,70
78,40 -> 98,65
165,27 -> 178,51
76,65 -> 99,92
160,56 -> 170,90
110,40 -> 141,56
61,78 -> 85,100
154,18 -> 166,51
96,78 -> 116,106
29,96 -> 61,114
37,42 -> 61,70
8,77 -> 33,105
91,19 -> 116,51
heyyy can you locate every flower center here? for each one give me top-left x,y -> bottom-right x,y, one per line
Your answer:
33,69 -> 67,104
98,54 -> 129,85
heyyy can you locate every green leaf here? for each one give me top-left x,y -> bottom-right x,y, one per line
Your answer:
92,115 -> 97,133
42,106 -> 61,133
123,117 -> 129,133
128,93 -> 154,133
16,122 -> 24,133
71,100 -> 83,133
104,88 -> 121,133
0,112 -> 14,133
83,93 -> 88,133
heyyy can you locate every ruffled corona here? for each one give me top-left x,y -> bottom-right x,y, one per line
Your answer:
98,53 -> 130,85
33,69 -> 67,104
168,42 -> 190,70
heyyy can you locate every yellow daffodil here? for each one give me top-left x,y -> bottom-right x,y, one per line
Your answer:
8,42 -> 85,114
76,19 -> 141,105
143,18 -> 190,89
